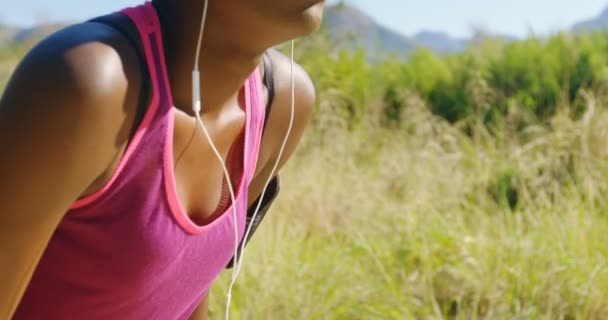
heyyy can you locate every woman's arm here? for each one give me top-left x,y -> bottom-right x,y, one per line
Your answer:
0,23 -> 142,318
188,294 -> 209,320
248,49 -> 316,202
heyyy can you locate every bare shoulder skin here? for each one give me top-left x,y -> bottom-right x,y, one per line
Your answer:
0,22 -> 144,317
248,49 -> 316,201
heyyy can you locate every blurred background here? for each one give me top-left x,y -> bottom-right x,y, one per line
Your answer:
3,1 -> 608,319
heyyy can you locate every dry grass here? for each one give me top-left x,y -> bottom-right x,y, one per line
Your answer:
210,95 -> 608,319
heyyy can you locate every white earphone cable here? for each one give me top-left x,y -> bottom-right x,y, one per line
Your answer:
190,1 -> 296,319
185,0 -> 240,316
232,40 -> 296,278
194,0 -> 209,73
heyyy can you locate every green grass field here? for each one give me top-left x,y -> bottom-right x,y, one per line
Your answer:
3,30 -> 608,319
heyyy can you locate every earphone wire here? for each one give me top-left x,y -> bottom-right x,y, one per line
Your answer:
190,1 -> 296,319
224,40 -> 296,320
232,40 -> 296,278
194,0 -> 208,72
187,0 -> 241,317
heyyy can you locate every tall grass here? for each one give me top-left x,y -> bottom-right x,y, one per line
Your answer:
210,93 -> 608,319
208,32 -> 608,318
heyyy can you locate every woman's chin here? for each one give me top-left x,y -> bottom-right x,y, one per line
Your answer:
299,3 -> 325,35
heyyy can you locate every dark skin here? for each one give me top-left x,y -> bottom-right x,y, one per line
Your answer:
0,0 -> 325,318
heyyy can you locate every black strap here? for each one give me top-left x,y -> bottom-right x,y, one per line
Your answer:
225,52 -> 280,269
87,14 -> 151,143
262,52 -> 275,134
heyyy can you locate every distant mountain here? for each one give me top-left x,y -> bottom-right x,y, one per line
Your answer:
13,23 -> 67,43
413,31 -> 469,53
5,3 -> 608,58
322,4 -> 416,59
572,6 -> 608,33
322,3 -> 511,58
0,23 -> 66,48
0,25 -> 19,45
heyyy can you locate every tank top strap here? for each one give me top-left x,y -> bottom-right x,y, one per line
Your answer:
122,1 -> 266,185
243,67 -> 267,183
119,2 -> 173,114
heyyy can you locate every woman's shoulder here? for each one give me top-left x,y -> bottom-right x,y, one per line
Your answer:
262,48 -> 315,149
249,48 -> 315,186
265,48 -> 316,108
0,17 -> 146,185
16,18 -> 143,104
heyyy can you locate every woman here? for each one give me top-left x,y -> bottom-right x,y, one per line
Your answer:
0,0 -> 324,319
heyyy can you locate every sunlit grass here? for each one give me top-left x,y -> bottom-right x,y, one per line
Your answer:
210,99 -> 608,319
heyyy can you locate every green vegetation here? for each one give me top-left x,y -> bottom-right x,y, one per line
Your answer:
296,31 -> 608,131
3,29 -> 608,319
0,40 -> 30,92
214,31 -> 608,319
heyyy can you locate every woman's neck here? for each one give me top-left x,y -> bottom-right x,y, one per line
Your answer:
152,0 -> 266,115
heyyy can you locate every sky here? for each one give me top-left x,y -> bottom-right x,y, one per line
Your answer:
2,0 -> 608,38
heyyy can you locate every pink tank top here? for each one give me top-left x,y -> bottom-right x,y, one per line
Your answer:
13,2 -> 266,319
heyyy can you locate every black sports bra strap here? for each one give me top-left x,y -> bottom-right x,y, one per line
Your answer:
87,14 -> 151,145
261,52 -> 275,134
